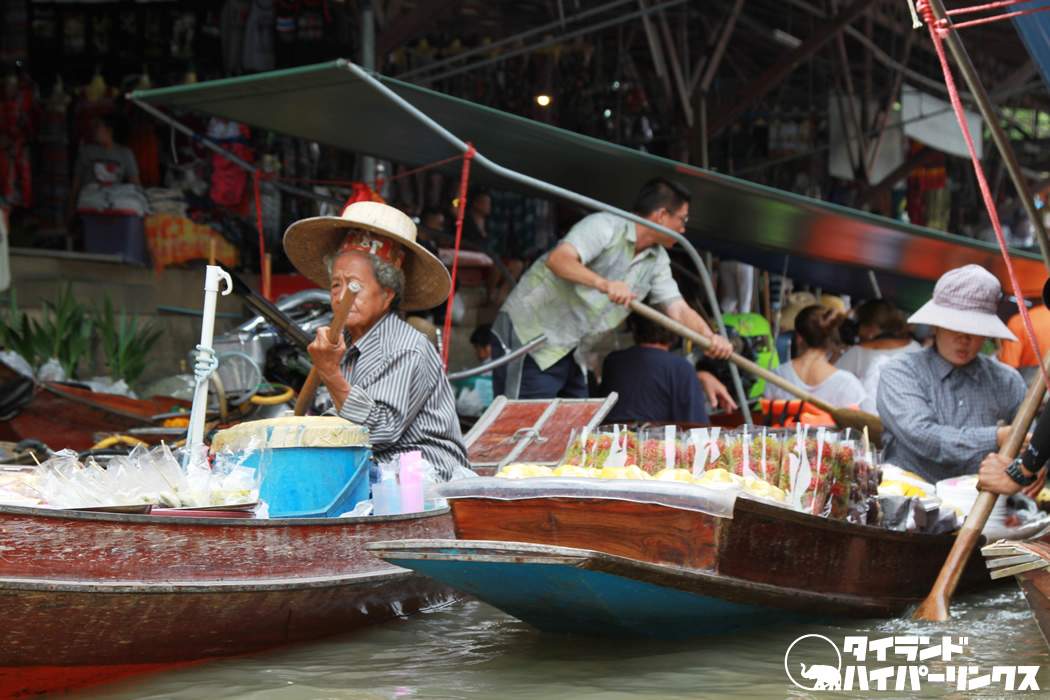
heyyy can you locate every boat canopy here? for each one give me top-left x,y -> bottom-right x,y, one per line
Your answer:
132,60 -> 1046,310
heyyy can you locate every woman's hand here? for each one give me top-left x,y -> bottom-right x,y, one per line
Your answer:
697,371 -> 738,411
308,326 -> 350,408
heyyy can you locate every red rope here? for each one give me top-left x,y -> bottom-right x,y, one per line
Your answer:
917,0 -> 1050,393
947,7 -> 1050,29
252,170 -> 266,280
945,0 -> 1031,14
441,144 -> 476,368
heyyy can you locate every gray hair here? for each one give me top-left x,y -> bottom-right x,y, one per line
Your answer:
324,250 -> 405,312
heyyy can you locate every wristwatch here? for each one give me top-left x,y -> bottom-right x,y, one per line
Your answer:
1006,458 -> 1040,487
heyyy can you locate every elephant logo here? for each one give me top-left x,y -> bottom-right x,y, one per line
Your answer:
784,634 -> 843,691
800,663 -> 842,690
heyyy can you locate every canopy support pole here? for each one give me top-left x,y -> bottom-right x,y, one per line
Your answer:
336,60 -> 752,421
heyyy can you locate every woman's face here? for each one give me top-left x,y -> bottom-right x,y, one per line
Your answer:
934,326 -> 985,368
331,251 -> 394,339
94,121 -> 113,146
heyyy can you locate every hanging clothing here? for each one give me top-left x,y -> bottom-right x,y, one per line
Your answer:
35,97 -> 70,232
207,119 -> 253,208
242,0 -> 275,73
126,104 -> 160,187
0,77 -> 36,208
221,0 -> 251,74
73,83 -> 119,147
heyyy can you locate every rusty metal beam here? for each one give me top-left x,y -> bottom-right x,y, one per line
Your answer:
376,0 -> 463,58
709,0 -> 880,137
657,8 -> 694,126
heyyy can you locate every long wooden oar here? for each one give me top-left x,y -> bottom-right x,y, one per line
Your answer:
629,300 -> 884,443
913,349 -> 1050,621
294,282 -> 361,416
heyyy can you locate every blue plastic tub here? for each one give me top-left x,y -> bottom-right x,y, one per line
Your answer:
254,446 -> 372,518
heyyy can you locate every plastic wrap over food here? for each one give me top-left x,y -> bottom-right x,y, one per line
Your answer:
429,476 -> 797,518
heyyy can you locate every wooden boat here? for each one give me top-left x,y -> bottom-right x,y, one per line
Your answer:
368,479 -> 1050,639
0,504 -> 457,698
983,540 -> 1050,650
0,359 -> 186,452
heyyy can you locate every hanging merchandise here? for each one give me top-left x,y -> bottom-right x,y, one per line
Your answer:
221,0 -> 251,75
62,12 -> 86,55
243,0 -> 275,73
73,73 -> 118,147
0,73 -> 36,209
275,1 -> 297,67
126,73 -> 160,187
35,77 -> 71,235
258,153 -> 281,250
1,0 -> 28,64
208,118 -> 253,209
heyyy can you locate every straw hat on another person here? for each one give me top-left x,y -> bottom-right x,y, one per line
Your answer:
907,264 -> 1015,340
779,291 -> 817,331
819,294 -> 846,313
283,200 -> 451,311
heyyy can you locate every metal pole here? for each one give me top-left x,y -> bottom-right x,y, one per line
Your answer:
924,0 -> 1050,274
395,0 -> 636,81
360,4 -> 377,186
130,98 -> 343,207
337,61 -> 753,421
868,270 -> 882,299
414,0 -> 691,86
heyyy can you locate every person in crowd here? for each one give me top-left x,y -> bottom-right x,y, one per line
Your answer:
978,405 -> 1049,498
878,265 -> 1026,484
491,177 -> 733,400
471,324 -> 493,364
284,200 -> 468,479
417,206 -> 445,255
457,184 -> 523,306
66,113 -> 141,223
837,299 -> 923,403
764,305 -> 874,413
600,313 -> 736,424
1000,293 -> 1050,384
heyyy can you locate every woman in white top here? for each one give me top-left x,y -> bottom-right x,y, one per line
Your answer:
836,298 -> 921,381
764,305 -> 875,413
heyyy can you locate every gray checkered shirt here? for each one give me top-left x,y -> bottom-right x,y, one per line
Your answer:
877,346 -> 1025,483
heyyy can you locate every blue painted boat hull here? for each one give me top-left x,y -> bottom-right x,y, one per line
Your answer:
370,540 -> 839,639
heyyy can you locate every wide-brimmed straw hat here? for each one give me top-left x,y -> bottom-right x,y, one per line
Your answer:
283,201 -> 451,312
779,291 -> 817,331
907,264 -> 1015,340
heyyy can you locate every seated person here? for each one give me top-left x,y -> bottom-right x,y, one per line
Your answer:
836,298 -> 921,380
457,184 -> 524,305
764,305 -> 874,413
999,293 -> 1050,385
470,324 -> 492,364
978,399 -> 1049,497
66,114 -> 142,221
284,200 -> 468,479
878,265 -> 1026,484
599,313 -> 736,424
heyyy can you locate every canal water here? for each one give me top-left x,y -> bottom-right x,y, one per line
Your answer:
68,587 -> 1048,699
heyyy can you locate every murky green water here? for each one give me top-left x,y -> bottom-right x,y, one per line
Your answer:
67,587 -> 1049,699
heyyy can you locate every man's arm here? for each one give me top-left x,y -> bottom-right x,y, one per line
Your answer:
665,298 -> 733,359
545,242 -> 636,306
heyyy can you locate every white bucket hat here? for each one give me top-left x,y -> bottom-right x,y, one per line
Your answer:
907,264 -> 1015,340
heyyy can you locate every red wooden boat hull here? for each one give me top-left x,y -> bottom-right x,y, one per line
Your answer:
0,360 -> 185,452
0,505 -> 457,698
445,492 -> 1040,613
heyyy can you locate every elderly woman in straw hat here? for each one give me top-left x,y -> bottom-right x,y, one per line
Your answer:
877,264 -> 1026,485
284,201 -> 468,479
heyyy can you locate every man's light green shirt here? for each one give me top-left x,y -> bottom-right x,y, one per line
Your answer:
501,212 -> 682,371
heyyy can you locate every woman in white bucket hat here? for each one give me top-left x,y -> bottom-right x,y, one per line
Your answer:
876,264 -> 1027,484
283,200 -> 467,479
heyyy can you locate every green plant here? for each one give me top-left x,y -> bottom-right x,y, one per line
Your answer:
92,294 -> 164,387
0,287 -> 40,367
34,284 -> 94,378
0,285 -> 93,378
